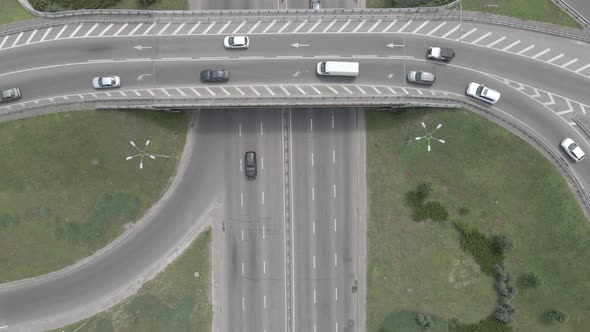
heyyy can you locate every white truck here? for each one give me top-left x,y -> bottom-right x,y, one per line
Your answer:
316,61 -> 359,77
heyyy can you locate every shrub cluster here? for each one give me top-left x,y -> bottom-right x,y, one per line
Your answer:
546,309 -> 569,323
382,0 -> 452,8
454,222 -> 504,275
492,234 -> 513,255
405,183 -> 449,222
492,263 -> 517,324
30,0 -> 120,11
449,316 -> 513,332
416,313 -> 434,330
522,271 -> 541,288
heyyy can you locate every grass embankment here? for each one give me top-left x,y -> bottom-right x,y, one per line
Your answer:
366,0 -> 582,29
51,228 -> 212,332
367,109 -> 590,331
0,0 -> 34,25
113,0 -> 188,10
0,110 -> 187,283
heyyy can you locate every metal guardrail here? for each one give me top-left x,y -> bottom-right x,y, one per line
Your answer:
552,0 -> 590,29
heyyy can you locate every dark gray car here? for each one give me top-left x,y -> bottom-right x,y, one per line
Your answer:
245,151 -> 257,180
200,69 -> 229,83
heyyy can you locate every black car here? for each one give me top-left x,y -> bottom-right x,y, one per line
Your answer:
244,151 -> 257,180
200,69 -> 229,83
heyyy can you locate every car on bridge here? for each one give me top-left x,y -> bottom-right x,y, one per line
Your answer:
466,82 -> 501,105
245,151 -> 257,180
561,138 -> 585,162
407,71 -> 436,85
92,76 -> 121,89
0,88 -> 21,103
200,69 -> 230,83
224,36 -> 249,49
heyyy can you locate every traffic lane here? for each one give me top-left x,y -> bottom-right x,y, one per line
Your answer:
0,117 -> 226,330
290,108 -> 318,332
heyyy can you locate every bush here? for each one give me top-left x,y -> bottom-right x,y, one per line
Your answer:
492,234 -> 513,255
30,0 -> 50,11
547,310 -> 569,323
416,182 -> 433,200
449,316 -> 513,332
455,223 -> 503,275
493,306 -> 513,324
523,272 -> 541,288
423,201 -> 449,222
141,0 -> 157,6
416,313 -> 434,330
458,207 -> 470,216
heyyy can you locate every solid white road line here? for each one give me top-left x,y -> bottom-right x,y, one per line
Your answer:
25,30 -> 37,44
334,218 -> 337,232
261,157 -> 264,170
188,22 -> 201,34
335,287 -> 338,301
240,158 -> 242,172
486,36 -> 506,47
561,58 -> 578,68
220,87 -> 230,96
371,86 -> 381,94
262,20 -> 276,33
412,20 -> 429,33
280,85 -> 290,96
160,89 -> 171,97
323,19 -> 338,33
441,24 -> 460,39
264,260 -> 266,274
263,225 -> 265,239
313,255 -> 316,269
471,32 -> 491,44
502,40 -> 521,51
261,122 -> 264,135
262,191 -> 265,205
242,297 -> 245,311
173,22 -> 186,35
333,184 -> 336,198
367,19 -> 382,33
241,193 -> 244,207
312,220 -> 315,235
307,19 -> 322,33
311,86 -> 322,95
11,32 -> 23,47
333,149 -> 335,163
293,20 -> 308,33
337,19 -> 352,33
242,228 -> 244,240
99,23 -> 114,37
217,21 -> 232,34
239,122 -> 242,136
335,252 -> 337,267
331,115 -> 335,128
310,118 -> 313,132
114,23 -> 128,36
517,44 -> 535,55
352,20 -> 366,33
264,295 -> 267,308
248,21 -> 261,34
532,48 -> 550,59
356,86 -> 366,95
312,187 -> 315,201
295,85 -> 306,95
327,86 -> 339,94
202,22 -> 216,34
278,21 -> 292,33
426,21 -> 445,36
128,23 -> 143,36
547,53 -> 564,63
311,152 -> 314,166
381,19 -> 397,33
40,28 -> 52,42
575,63 -> 590,73
242,262 -> 245,275
341,85 -> 353,94
204,87 -> 215,96
396,20 -> 412,33
175,88 -> 186,96
84,23 -> 99,37
233,21 -> 247,34
401,87 -> 409,94
314,289 -> 317,303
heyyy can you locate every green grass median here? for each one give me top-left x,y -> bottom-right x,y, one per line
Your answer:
367,108 -> 590,331
50,227 -> 212,332
0,110 -> 187,283
0,0 -> 34,25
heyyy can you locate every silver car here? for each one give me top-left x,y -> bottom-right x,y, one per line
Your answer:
407,71 -> 436,85
561,138 -> 585,162
92,76 -> 121,89
466,82 -> 500,105
0,88 -> 21,103
223,36 -> 249,49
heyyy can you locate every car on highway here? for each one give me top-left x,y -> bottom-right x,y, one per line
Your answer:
92,76 -> 121,89
0,88 -> 21,103
466,82 -> 501,105
426,47 -> 455,62
245,151 -> 257,179
200,69 -> 230,83
406,71 -> 435,85
561,138 -> 585,162
224,36 -> 249,49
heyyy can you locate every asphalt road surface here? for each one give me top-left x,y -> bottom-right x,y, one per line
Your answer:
0,14 -> 589,332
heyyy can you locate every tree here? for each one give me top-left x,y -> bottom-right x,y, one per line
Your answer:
140,0 -> 157,6
492,234 -> 513,255
548,310 -> 569,323
524,272 -> 541,287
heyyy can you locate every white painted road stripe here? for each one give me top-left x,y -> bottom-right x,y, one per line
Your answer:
471,32 -> 491,44
327,86 -> 338,94
356,86 -> 366,95
11,32 -> 23,47
426,21 -> 445,35
278,21 -> 292,33
25,30 -> 37,44
311,86 -> 322,94
561,58 -> 578,68
158,22 -> 172,35
190,87 -> 201,96
323,19 -> 338,33
532,48 -> 550,59
412,20 -> 429,33
235,87 -> 245,96
173,22 -> 186,35
142,23 -> 156,36
280,86 -> 290,95
247,21 -> 261,34
341,85 -> 353,94
129,23 -> 143,36
250,86 -> 260,96
502,40 -> 521,51
352,20 -> 366,33
40,27 -> 52,42
575,63 -> 590,73
205,87 -> 215,96
459,28 -> 477,40
262,20 -> 276,33
547,53 -> 564,63
265,86 -> 275,96
202,22 -> 216,34
338,19 -> 352,33
295,85 -> 306,95
84,23 -> 99,37
221,87 -> 231,96
486,36 -> 506,47
0,36 -> 7,49
175,88 -> 186,96
160,89 -> 171,97
381,19 -> 398,33
441,24 -> 460,39
293,20 -> 308,33
233,21 -> 247,34
367,19 -> 382,33
99,23 -> 114,37
517,44 -> 535,55
114,23 -> 128,36
217,21 -> 232,34
397,20 -> 412,33
307,19 -> 322,33
188,22 -> 201,34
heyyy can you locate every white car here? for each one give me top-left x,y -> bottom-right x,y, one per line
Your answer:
224,36 -> 249,49
92,76 -> 121,89
466,82 -> 500,105
561,138 -> 585,162
407,71 -> 435,85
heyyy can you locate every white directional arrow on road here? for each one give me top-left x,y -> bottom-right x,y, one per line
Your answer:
134,45 -> 153,50
291,43 -> 310,48
386,43 -> 405,48
137,73 -> 153,81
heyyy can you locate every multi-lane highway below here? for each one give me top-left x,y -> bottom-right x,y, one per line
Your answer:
0,11 -> 589,332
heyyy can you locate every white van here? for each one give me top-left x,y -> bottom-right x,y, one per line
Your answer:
316,61 -> 359,77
